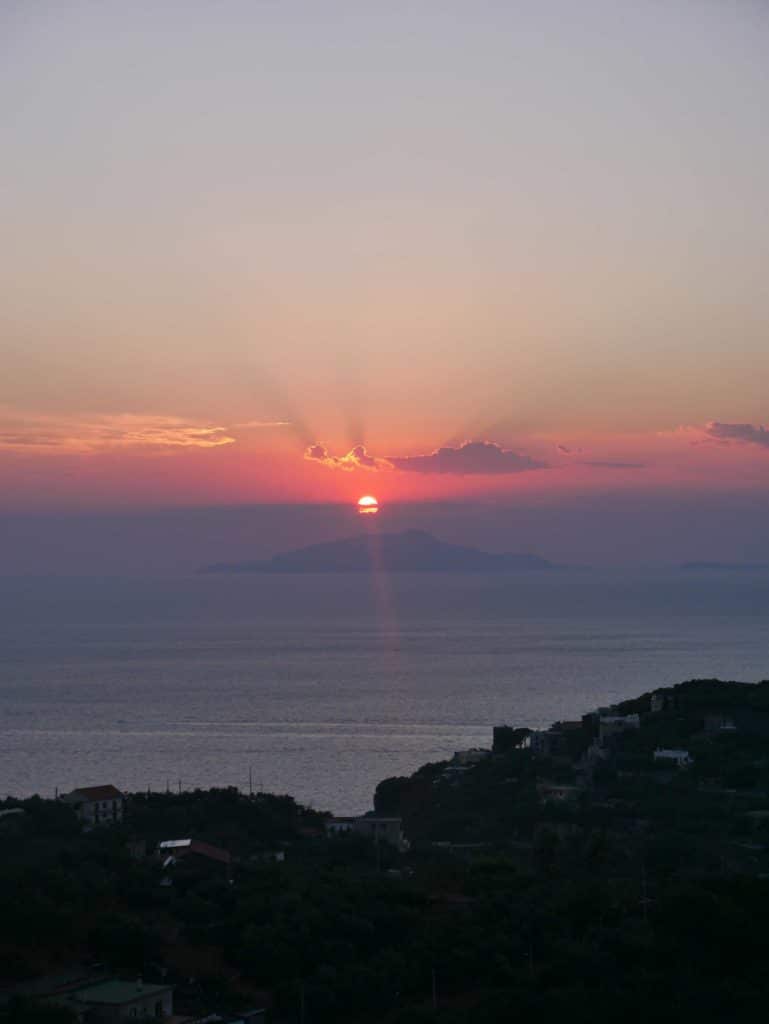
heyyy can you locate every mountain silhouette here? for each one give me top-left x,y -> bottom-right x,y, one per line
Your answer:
200,529 -> 552,574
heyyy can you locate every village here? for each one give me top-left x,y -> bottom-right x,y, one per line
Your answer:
3,677 -> 769,1023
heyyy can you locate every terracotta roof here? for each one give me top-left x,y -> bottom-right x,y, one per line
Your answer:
160,838 -> 230,864
69,785 -> 124,802
188,840 -> 231,864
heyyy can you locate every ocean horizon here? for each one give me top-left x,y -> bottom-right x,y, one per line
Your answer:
2,569 -> 769,815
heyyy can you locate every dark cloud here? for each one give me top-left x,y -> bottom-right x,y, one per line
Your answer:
705,421 -> 769,449
582,461 -> 646,469
388,441 -> 546,475
557,444 -> 583,456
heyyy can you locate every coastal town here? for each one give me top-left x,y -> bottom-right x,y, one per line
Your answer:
3,677 -> 769,1022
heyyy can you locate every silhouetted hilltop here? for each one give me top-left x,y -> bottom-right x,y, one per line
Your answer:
200,529 -> 553,573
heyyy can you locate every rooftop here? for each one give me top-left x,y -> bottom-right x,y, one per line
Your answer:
73,979 -> 172,1005
66,785 -> 124,802
159,838 -> 231,863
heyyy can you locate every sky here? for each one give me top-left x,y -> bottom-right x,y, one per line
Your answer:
1,1 -> 769,567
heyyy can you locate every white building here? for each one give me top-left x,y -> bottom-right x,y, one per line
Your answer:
69,978 -> 173,1022
60,785 -> 125,826
354,816 -> 409,851
326,815 -> 409,851
653,748 -> 692,768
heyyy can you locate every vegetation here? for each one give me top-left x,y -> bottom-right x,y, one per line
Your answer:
3,679 -> 769,1022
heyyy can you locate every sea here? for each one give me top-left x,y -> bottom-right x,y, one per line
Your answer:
2,569 -> 769,814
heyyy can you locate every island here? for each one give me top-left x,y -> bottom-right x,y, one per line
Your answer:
200,528 -> 553,574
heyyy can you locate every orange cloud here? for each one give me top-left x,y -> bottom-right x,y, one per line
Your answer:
304,443 -> 393,472
0,412 -> 238,453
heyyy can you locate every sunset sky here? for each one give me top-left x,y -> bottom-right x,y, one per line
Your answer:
2,1 -> 769,564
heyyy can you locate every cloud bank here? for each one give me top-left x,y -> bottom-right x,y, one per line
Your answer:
305,440 -> 546,475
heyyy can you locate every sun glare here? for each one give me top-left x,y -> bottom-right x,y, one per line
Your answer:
357,494 -> 379,515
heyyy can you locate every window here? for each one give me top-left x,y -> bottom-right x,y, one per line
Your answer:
154,1000 -> 163,1017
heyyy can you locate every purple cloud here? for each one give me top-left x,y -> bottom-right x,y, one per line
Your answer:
705,421 -> 769,449
388,440 -> 546,475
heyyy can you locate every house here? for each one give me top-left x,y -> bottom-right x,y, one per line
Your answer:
451,748 -> 491,766
158,839 -> 231,868
653,748 -> 692,768
703,712 -> 738,733
325,816 -> 356,836
528,729 -> 563,757
353,816 -> 409,851
599,714 -> 640,745
326,815 -> 409,850
19,973 -> 173,1023
68,978 -> 173,1021
703,708 -> 769,737
60,785 -> 125,826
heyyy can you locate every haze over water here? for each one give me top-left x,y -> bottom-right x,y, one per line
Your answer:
3,571 -> 768,814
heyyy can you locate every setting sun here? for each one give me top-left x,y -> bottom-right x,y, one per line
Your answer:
357,495 -> 379,515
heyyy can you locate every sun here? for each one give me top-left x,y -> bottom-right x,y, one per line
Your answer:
357,494 -> 379,515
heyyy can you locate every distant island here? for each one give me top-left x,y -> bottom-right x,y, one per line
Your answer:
200,528 -> 553,574
682,561 -> 769,571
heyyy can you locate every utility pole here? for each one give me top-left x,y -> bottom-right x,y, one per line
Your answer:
178,779 -> 182,795
431,967 -> 437,1010
299,981 -> 305,1024
249,765 -> 253,797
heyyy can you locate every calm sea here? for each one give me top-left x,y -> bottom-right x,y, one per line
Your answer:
2,570 -> 769,814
